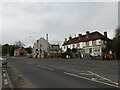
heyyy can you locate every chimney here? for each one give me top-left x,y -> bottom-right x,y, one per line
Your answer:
78,34 -> 82,37
78,34 -> 82,40
104,32 -> 107,37
64,38 -> 67,42
46,34 -> 48,42
86,31 -> 90,38
86,31 -> 90,34
69,35 -> 72,40
75,35 -> 76,37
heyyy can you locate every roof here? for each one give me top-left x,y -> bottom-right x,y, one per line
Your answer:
63,31 -> 112,46
14,48 -> 26,51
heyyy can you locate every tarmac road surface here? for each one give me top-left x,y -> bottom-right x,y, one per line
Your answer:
5,57 -> 119,88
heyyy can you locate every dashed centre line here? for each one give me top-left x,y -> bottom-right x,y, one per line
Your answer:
37,65 -> 54,71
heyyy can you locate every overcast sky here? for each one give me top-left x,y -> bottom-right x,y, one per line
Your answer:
0,2 -> 118,47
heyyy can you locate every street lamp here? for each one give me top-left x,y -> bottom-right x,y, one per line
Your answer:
29,36 -> 35,48
28,36 -> 35,58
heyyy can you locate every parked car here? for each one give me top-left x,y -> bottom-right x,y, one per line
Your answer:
0,57 -> 7,66
104,51 -> 113,60
27,54 -> 32,58
105,54 -> 113,60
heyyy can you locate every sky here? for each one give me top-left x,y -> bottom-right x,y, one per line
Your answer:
0,1 -> 118,47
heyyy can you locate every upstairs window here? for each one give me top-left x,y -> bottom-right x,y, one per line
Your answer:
92,40 -> 96,46
86,42 -> 89,47
64,46 -> 65,49
73,44 -> 75,48
40,44 -> 42,47
77,43 -> 80,47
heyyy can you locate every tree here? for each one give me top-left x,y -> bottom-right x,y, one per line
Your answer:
25,46 -> 32,54
14,41 -> 25,48
2,44 -> 10,56
112,27 -> 120,59
2,44 -> 21,56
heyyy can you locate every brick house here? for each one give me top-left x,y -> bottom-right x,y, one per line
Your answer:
62,31 -> 112,59
14,48 -> 28,56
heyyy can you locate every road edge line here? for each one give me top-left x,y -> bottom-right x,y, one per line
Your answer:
5,67 -> 14,89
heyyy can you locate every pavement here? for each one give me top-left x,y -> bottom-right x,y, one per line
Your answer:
4,57 -> 119,88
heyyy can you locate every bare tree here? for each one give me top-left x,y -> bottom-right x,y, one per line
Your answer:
14,41 -> 25,48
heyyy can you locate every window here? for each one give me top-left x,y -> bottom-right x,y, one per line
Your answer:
40,44 -> 42,47
73,44 -> 75,48
77,43 -> 80,47
83,42 -> 86,47
80,42 -> 83,48
64,46 -> 65,49
92,40 -> 96,46
86,42 -> 89,47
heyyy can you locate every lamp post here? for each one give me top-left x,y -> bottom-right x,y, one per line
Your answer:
28,36 -> 35,58
28,36 -> 35,47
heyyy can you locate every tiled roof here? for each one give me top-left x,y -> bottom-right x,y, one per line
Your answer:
63,31 -> 112,46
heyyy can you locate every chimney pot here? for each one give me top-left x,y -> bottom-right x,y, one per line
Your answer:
46,34 -> 48,41
69,36 -> 72,40
78,34 -> 82,37
78,34 -> 82,40
86,31 -> 90,34
104,32 -> 107,37
86,31 -> 90,38
65,38 -> 67,42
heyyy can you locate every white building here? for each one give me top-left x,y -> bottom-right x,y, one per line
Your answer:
62,31 -> 112,58
32,38 -> 51,58
32,35 -> 60,58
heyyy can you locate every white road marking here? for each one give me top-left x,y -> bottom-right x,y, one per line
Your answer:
3,73 -> 6,77
37,65 -> 54,71
64,72 -> 119,88
4,68 -> 14,88
3,70 -> 5,72
79,73 -> 92,75
91,78 -> 97,81
4,79 -> 8,85
87,71 -> 119,85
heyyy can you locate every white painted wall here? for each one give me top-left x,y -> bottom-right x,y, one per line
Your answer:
68,45 -> 70,49
96,39 -> 101,45
74,43 -> 77,48
89,41 -> 92,46
80,42 -> 83,48
83,42 -> 86,47
33,38 -> 52,57
71,44 -> 73,49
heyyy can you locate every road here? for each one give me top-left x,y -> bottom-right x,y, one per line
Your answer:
5,57 -> 119,88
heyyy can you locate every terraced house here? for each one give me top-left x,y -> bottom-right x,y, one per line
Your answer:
62,31 -> 112,59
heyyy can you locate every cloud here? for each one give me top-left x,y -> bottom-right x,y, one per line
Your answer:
1,2 -> 118,47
